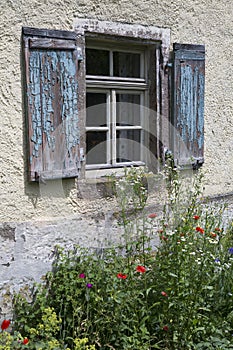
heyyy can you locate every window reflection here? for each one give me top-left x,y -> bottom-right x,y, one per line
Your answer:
116,130 -> 141,163
113,52 -> 140,78
86,48 -> 109,76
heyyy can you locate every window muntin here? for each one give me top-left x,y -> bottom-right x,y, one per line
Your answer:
86,44 -> 147,169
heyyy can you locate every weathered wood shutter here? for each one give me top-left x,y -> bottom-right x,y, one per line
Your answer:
171,43 -> 205,169
22,27 -> 84,181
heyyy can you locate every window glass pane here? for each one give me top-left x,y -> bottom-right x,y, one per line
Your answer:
113,52 -> 141,78
116,130 -> 141,163
86,131 -> 107,164
86,48 -> 109,76
86,93 -> 107,127
116,94 -> 141,126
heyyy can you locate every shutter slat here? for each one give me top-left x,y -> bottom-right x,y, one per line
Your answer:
22,26 -> 77,40
29,38 -> 76,50
172,43 -> 205,168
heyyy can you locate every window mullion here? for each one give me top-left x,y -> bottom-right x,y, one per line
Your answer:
140,92 -> 145,162
155,46 -> 161,170
110,50 -> 113,77
106,92 -> 111,164
111,90 -> 116,165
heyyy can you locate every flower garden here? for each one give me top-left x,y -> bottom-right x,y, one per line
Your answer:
1,164 -> 233,349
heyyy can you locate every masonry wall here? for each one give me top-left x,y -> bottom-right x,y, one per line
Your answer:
0,0 -> 233,314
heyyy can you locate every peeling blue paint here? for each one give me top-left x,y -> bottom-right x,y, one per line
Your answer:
28,49 -> 79,162
197,73 -> 205,149
177,63 -> 204,153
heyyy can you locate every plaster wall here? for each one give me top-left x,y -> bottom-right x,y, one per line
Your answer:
0,0 -> 233,313
0,0 -> 233,223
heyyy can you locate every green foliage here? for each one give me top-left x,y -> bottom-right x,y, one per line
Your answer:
0,307 -> 95,349
6,166 -> 233,349
114,166 -> 149,214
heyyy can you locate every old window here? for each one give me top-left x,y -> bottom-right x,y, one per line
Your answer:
75,20 -> 172,178
22,20 -> 205,182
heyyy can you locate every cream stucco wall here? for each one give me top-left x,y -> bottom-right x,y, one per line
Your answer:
0,0 -> 233,314
1,0 -> 233,224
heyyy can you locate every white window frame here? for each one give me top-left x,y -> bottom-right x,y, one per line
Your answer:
86,43 -> 147,169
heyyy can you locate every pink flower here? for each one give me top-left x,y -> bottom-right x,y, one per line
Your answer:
117,273 -> 127,279
79,273 -> 86,278
86,283 -> 93,288
161,291 -> 168,297
136,265 -> 146,273
163,325 -> 169,331
148,213 -> 157,218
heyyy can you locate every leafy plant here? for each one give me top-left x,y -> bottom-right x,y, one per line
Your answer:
0,309 -> 95,349
6,165 -> 233,349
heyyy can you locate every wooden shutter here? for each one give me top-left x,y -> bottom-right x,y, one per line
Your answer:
171,43 -> 205,169
22,27 -> 84,181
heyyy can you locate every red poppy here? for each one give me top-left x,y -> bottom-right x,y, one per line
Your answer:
196,226 -> 204,234
22,338 -> 29,345
193,215 -> 200,220
117,273 -> 127,279
210,232 -> 217,238
161,236 -> 168,241
148,213 -> 157,218
136,265 -> 146,273
161,291 -> 168,297
163,325 -> 169,331
1,319 -> 10,330
214,227 -> 221,232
